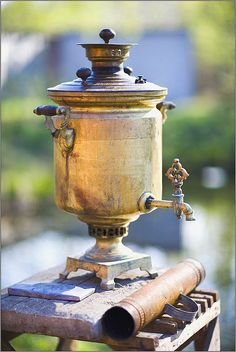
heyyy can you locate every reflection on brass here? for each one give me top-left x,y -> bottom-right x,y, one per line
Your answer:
102,258 -> 205,340
33,29 -> 194,289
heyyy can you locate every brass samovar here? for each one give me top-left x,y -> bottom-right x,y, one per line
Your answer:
34,29 -> 195,289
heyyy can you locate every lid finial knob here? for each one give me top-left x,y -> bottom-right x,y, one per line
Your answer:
124,66 -> 133,76
76,67 -> 92,82
99,28 -> 116,44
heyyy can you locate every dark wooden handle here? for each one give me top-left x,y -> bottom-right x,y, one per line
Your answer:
33,105 -> 58,116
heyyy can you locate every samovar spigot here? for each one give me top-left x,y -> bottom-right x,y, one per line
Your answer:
138,159 -> 196,221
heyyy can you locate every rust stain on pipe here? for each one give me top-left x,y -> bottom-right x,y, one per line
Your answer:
102,258 -> 205,340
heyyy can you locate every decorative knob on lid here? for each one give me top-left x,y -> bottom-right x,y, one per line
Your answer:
124,66 -> 133,76
76,67 -> 91,82
99,28 -> 116,44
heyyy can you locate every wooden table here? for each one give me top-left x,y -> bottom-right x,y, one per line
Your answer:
1,264 -> 220,351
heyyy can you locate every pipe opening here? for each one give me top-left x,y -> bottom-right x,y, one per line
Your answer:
102,306 -> 135,340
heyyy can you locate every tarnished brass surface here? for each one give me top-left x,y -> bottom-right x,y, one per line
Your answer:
54,108 -> 163,227
102,258 -> 206,339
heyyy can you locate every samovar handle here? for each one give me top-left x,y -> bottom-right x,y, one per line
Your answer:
156,101 -> 176,123
33,105 -> 67,137
33,105 -> 75,152
33,105 -> 66,118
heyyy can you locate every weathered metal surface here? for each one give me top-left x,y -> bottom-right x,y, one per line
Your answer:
102,258 -> 205,339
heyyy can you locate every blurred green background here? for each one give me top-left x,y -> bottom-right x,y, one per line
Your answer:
2,1 -> 235,351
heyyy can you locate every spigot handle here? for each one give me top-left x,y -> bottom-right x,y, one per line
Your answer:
165,158 -> 189,192
165,159 -> 195,221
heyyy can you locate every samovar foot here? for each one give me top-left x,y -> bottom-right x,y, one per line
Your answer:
59,270 -> 69,280
59,256 -> 82,281
142,267 -> 158,279
99,278 -> 116,290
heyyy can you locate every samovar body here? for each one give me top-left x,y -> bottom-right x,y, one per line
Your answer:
53,107 -> 163,228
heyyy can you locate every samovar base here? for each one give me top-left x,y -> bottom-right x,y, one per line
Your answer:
59,253 -> 157,290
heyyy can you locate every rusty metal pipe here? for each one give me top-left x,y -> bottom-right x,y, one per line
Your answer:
102,258 -> 205,340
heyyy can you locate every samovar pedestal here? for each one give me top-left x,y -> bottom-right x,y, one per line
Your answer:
59,225 -> 158,290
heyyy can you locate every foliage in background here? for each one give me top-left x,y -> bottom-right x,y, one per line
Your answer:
163,97 -> 234,175
2,1 -> 234,100
2,97 -> 53,206
179,1 -> 234,100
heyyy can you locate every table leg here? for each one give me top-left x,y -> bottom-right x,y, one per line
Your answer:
55,338 -> 77,351
1,332 -> 22,351
194,317 -> 220,351
1,340 -> 15,351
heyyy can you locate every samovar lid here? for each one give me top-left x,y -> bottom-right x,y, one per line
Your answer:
48,29 -> 167,105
